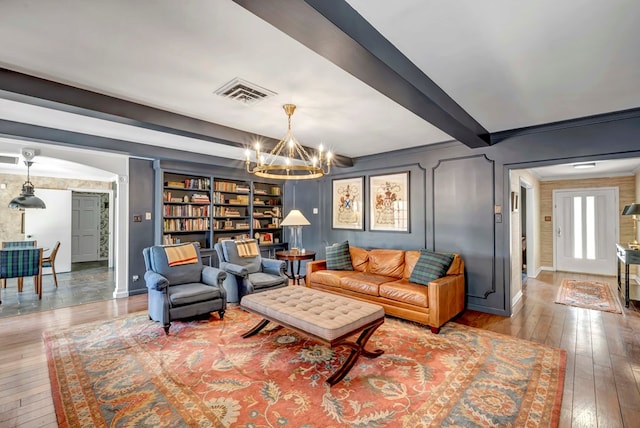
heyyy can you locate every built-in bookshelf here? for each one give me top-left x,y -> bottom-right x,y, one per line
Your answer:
251,181 -> 283,246
212,178 -> 252,243
157,168 -> 285,258
162,173 -> 211,247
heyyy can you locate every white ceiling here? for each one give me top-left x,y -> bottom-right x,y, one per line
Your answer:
0,0 -> 639,178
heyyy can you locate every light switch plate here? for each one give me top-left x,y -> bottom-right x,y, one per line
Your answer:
313,208 -> 318,214
145,212 -> 152,220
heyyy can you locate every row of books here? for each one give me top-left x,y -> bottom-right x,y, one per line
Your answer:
213,219 -> 250,230
162,235 -> 206,246
163,191 -> 210,204
165,178 -> 210,190
164,205 -> 210,217
213,206 -> 245,217
253,186 -> 281,196
163,218 -> 210,232
213,181 -> 250,192
253,218 -> 280,228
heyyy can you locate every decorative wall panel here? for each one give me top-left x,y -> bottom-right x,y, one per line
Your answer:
433,155 -> 495,299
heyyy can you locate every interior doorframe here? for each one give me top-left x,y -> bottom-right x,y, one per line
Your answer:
520,177 -> 535,278
71,188 -> 114,268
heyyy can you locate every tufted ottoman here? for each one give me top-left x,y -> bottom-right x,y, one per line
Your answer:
240,286 -> 385,385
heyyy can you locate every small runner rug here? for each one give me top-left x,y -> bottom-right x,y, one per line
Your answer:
555,278 -> 623,313
44,307 -> 566,427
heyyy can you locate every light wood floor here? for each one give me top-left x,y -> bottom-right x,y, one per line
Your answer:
0,271 -> 638,427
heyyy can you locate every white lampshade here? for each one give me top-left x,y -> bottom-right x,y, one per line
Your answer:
280,209 -> 310,226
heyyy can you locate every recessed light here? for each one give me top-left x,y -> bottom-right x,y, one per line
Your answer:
573,162 -> 596,169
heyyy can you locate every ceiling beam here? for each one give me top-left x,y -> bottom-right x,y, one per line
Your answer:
233,0 -> 491,149
0,68 -> 354,167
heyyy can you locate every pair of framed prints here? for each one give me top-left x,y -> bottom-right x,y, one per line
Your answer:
331,172 -> 409,232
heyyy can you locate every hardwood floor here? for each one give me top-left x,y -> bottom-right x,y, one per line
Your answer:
0,271 -> 638,427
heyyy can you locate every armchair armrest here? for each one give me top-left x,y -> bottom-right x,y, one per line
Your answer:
144,271 -> 169,291
219,262 -> 249,277
202,266 -> 227,287
262,258 -> 286,276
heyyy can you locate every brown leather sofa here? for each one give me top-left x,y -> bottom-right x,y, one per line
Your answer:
306,246 -> 465,333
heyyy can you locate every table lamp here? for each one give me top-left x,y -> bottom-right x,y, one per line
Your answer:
622,203 -> 640,248
280,209 -> 310,255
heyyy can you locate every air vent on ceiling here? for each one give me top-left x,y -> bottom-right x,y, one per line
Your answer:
214,78 -> 276,106
0,155 -> 19,165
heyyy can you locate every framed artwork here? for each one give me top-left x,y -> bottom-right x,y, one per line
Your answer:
511,191 -> 519,212
369,172 -> 410,232
332,176 -> 364,230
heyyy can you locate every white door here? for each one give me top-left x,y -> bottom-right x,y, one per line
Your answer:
554,188 -> 618,275
72,194 -> 101,262
24,189 -> 72,274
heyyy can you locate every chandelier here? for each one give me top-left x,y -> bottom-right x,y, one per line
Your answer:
245,104 -> 331,180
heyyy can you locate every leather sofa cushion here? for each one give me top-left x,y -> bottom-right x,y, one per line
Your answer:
309,270 -> 357,287
367,249 -> 405,278
340,272 -> 391,296
403,250 -> 420,279
379,279 -> 429,308
349,246 -> 369,272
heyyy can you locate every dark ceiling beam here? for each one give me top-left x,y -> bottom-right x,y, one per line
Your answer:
0,68 -> 354,167
0,119 -> 248,169
233,0 -> 490,148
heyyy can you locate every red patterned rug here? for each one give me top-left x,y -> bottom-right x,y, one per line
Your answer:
555,278 -> 622,313
44,307 -> 565,427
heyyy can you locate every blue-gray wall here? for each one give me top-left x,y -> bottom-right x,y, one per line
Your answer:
287,112 -> 640,316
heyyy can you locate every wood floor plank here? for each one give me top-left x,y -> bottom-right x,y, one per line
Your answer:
594,364 -> 624,428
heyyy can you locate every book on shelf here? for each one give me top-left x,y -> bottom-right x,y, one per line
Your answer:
191,193 -> 211,203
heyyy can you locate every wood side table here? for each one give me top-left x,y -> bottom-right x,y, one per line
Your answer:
275,251 -> 316,285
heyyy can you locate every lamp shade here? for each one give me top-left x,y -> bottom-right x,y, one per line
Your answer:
280,209 -> 310,226
622,204 -> 640,215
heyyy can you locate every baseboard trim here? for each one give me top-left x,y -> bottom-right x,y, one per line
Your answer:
511,290 -> 524,316
113,290 -> 129,299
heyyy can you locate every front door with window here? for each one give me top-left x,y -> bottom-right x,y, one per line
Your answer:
554,188 -> 618,275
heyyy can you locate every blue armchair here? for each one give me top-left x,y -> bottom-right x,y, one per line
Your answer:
143,243 -> 227,334
214,240 -> 288,303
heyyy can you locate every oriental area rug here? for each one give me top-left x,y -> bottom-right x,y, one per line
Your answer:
44,308 -> 566,427
555,278 -> 623,313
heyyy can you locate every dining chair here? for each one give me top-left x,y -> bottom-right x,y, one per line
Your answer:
42,241 -> 61,288
0,247 -> 43,301
1,240 -> 37,289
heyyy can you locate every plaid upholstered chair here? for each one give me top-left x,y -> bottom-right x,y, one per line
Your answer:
214,239 -> 288,303
1,240 -> 37,289
143,242 -> 227,334
0,247 -> 43,303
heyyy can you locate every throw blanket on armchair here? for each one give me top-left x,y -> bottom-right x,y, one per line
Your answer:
164,243 -> 198,266
236,240 -> 260,257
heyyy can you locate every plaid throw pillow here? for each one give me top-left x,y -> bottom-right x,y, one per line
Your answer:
325,241 -> 354,271
409,250 -> 454,285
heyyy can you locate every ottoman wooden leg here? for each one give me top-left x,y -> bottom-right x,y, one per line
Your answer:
241,318 -> 271,338
326,318 -> 384,386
